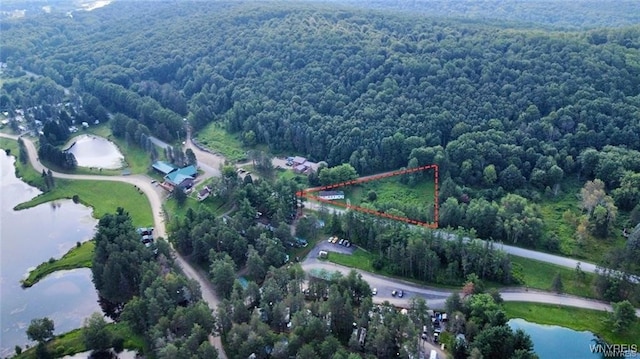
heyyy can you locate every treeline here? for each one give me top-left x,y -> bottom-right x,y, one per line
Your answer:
37,136 -> 77,170
444,286 -> 537,359
91,208 -> 219,358
331,210 -> 517,285
170,175 -> 300,271
82,78 -> 185,142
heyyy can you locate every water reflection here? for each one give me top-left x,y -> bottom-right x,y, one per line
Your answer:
508,318 -> 633,359
1,153 -> 101,357
64,135 -> 124,169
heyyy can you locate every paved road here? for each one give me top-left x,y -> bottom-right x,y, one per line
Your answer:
304,198 -> 605,274
300,246 -> 640,316
0,132 -> 228,358
183,127 -> 225,178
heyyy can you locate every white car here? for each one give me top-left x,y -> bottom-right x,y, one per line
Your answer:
372,288 -> 377,295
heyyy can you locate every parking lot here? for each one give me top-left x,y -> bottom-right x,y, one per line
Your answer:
310,237 -> 356,258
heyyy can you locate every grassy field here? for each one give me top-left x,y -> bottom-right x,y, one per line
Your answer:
510,255 -> 597,298
341,177 -> 437,223
14,179 -> 153,227
538,180 -> 629,263
21,241 -> 95,288
503,302 -> 640,346
329,249 -> 377,273
13,322 -> 147,359
196,123 -> 246,162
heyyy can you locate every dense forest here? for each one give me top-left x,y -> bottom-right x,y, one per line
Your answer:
89,208 -> 218,359
1,0 -> 638,288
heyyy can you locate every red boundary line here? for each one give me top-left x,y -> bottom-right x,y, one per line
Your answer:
296,164 -> 439,229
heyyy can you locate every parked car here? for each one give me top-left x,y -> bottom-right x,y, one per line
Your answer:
338,239 -> 345,245
398,290 -> 404,298
391,290 -> 397,297
372,288 -> 377,295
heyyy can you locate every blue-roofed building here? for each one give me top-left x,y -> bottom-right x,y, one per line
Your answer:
164,165 -> 198,190
152,161 -> 178,175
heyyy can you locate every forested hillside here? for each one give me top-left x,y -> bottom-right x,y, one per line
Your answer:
2,1 -> 640,259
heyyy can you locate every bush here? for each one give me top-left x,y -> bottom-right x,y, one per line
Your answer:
48,257 -> 56,264
372,257 -> 385,270
72,194 -> 80,203
112,336 -> 124,353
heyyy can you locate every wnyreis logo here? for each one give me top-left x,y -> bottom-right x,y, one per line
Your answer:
590,344 -> 638,358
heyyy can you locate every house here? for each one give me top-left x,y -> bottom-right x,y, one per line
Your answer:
197,186 -> 211,201
152,161 -> 177,175
163,165 -> 198,190
294,164 -> 308,174
292,156 -> 307,166
318,190 -> 345,200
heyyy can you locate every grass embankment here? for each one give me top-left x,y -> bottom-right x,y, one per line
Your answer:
0,137 -> 47,189
13,322 -> 147,359
85,125 -> 158,174
329,247 -> 600,298
510,256 -> 597,299
503,302 -> 640,346
21,241 -> 95,288
14,179 -> 153,227
196,123 -> 246,162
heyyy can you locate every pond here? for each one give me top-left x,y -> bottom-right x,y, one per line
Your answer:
508,318 -> 634,359
64,135 -> 124,169
0,152 -> 101,357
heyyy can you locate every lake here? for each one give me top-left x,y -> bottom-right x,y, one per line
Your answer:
509,318 -> 634,359
64,135 -> 124,169
0,151 -> 101,357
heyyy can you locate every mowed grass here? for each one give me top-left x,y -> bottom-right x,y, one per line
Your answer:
15,179 -> 153,227
329,249 -> 376,273
509,255 -> 597,299
14,322 -> 147,359
22,241 -> 95,287
503,302 -> 640,346
196,123 -> 246,162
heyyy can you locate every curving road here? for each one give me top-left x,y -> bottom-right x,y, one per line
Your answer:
0,132 -> 228,358
301,245 -> 640,316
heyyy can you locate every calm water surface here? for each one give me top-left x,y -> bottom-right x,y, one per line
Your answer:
65,134 -> 124,169
509,318 -> 633,359
1,152 -> 101,357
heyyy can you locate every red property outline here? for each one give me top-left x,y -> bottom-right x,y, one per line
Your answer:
296,164 -> 439,229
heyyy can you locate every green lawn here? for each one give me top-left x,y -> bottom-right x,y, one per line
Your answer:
509,255 -> 597,299
503,302 -> 640,346
341,177 -> 436,223
196,123 -> 246,162
14,179 -> 153,227
22,241 -> 95,287
13,322 -> 147,359
329,249 -> 376,273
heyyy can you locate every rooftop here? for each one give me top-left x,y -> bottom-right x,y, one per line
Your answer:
152,161 -> 177,175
